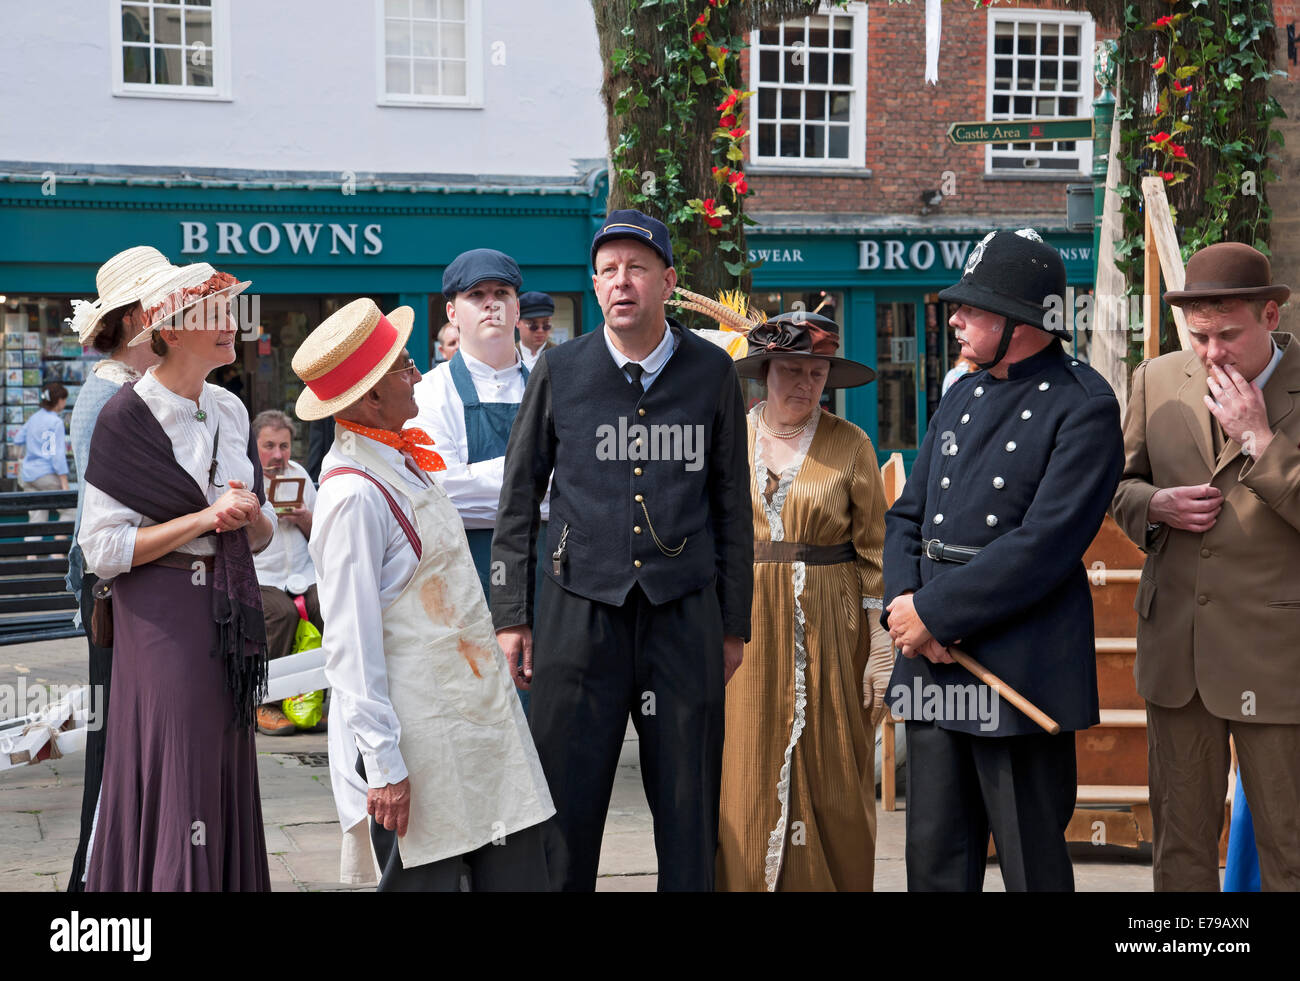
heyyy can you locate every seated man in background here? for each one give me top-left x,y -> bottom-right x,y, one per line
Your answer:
252,409 -> 324,736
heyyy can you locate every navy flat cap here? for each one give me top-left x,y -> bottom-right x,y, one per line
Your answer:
442,248 -> 523,297
518,291 -> 555,318
591,209 -> 673,270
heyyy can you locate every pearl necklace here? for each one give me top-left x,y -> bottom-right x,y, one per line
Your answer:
758,404 -> 812,439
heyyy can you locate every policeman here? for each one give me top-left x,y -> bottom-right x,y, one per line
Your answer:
516,290 -> 557,371
882,229 -> 1124,892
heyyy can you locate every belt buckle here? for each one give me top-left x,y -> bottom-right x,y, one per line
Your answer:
925,539 -> 943,561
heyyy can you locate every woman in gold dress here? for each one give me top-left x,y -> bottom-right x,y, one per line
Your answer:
717,312 -> 895,891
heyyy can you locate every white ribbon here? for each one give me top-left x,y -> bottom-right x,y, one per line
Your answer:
925,0 -> 942,85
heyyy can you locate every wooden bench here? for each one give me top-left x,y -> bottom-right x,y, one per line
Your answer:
0,489 -> 82,646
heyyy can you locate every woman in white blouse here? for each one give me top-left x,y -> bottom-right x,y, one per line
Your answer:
77,262 -> 275,891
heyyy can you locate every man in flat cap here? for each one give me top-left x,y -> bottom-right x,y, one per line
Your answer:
516,290 -> 557,371
883,228 -> 1124,891
491,208 -> 753,891
412,249 -> 546,613
1111,242 -> 1300,891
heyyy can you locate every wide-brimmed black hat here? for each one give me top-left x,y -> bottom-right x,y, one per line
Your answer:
937,229 -> 1069,339
734,312 -> 875,389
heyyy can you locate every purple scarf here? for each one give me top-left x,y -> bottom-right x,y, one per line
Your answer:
85,382 -> 268,728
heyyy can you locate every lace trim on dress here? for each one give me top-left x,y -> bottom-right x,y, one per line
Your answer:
750,402 -> 821,543
862,596 -> 883,610
92,359 -> 141,386
763,559 -> 810,891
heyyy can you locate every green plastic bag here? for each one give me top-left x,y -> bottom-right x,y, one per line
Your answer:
282,617 -> 325,729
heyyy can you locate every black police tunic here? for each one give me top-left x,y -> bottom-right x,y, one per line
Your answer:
882,339 -> 1125,736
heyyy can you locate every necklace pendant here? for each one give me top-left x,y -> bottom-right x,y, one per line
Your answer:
195,409 -> 207,422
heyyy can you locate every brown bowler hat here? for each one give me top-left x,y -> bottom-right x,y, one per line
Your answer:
1164,242 -> 1290,306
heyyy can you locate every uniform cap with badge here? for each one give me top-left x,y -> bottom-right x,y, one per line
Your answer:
591,209 -> 674,269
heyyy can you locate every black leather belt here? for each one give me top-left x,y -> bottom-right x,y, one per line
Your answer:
923,538 -> 982,564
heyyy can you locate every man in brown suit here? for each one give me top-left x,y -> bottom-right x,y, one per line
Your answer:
1112,242 -> 1300,891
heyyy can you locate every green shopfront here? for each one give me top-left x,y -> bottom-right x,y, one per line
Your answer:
746,223 -> 1097,468
1,169 -> 1096,484
0,170 -> 608,482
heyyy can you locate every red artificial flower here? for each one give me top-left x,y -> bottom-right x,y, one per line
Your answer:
706,216 -> 723,228
719,47 -> 729,56
1149,131 -> 1172,144
1159,171 -> 1176,181
717,91 -> 738,113
695,13 -> 708,25
728,126 -> 747,139
1172,81 -> 1193,95
1153,16 -> 1174,28
729,171 -> 749,194
720,113 -> 737,128
1156,102 -> 1166,114
1153,56 -> 1166,71
692,31 -> 706,43
1170,144 -> 1188,159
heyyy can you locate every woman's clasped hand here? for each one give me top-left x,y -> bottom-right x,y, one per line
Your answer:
209,478 -> 262,533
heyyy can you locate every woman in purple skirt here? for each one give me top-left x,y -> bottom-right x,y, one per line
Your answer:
78,262 -> 274,891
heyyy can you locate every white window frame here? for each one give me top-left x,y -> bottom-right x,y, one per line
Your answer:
984,8 -> 1095,176
110,0 -> 232,101
748,2 -> 868,169
375,0 -> 484,109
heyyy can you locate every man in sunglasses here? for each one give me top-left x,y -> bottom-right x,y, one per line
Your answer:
516,291 -> 558,371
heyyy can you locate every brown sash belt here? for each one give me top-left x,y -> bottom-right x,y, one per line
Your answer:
152,551 -> 215,574
753,540 -> 856,566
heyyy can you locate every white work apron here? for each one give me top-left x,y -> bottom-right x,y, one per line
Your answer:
344,437 -> 553,869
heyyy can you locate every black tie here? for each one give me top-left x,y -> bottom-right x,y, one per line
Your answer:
625,362 -> 644,386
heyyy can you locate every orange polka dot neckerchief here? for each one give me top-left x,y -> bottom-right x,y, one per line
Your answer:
335,418 -> 447,472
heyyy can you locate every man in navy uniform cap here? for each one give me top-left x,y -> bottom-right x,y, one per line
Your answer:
412,248 -> 547,610
882,229 -> 1124,891
516,290 -> 557,371
491,208 -> 753,891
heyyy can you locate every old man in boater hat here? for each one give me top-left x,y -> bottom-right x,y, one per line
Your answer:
1112,243 -> 1300,891
294,298 -> 553,891
882,229 -> 1124,891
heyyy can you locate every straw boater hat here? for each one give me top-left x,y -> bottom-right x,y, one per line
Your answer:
68,245 -> 176,345
291,298 -> 415,421
126,261 -> 253,347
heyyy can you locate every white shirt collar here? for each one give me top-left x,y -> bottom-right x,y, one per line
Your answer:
1252,339 -> 1284,390
459,346 -> 523,382
603,320 -> 675,375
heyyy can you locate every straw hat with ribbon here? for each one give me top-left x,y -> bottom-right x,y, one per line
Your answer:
68,245 -> 176,345
291,298 -> 415,421
126,261 -> 253,347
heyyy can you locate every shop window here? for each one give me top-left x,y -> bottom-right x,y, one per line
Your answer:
985,9 -> 1095,175
1,297 -> 86,488
750,4 -> 867,168
377,0 -> 483,108
111,0 -> 232,100
875,301 -> 917,451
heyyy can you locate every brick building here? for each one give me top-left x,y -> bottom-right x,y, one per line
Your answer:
741,1 -> 1113,465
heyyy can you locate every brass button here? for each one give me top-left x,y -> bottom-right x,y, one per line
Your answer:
1197,594 -> 1208,605
634,559 -> 642,568
634,467 -> 643,476
634,526 -> 642,534
638,408 -> 646,417
635,494 -> 643,502
1200,547 -> 1211,558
